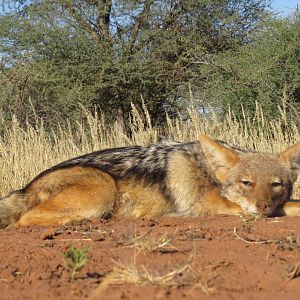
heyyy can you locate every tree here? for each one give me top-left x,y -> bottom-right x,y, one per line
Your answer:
0,0 -> 271,127
199,10 -> 300,121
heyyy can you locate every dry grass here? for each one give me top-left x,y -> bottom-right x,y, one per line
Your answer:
189,261 -> 231,295
125,232 -> 176,254
239,212 -> 261,223
287,261 -> 300,280
88,259 -> 191,299
0,100 -> 300,197
233,227 -> 274,244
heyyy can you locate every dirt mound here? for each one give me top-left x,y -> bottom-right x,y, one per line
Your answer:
1,215 -> 300,300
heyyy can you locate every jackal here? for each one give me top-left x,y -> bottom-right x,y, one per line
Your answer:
1,135 -> 300,228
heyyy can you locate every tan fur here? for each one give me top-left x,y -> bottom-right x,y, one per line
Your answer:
1,135 -> 300,228
279,201 -> 300,216
200,136 -> 300,216
198,134 -> 239,182
167,152 -> 212,214
191,188 -> 242,216
115,180 -> 173,219
16,167 -> 117,226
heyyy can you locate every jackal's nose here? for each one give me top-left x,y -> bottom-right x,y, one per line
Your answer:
256,201 -> 271,212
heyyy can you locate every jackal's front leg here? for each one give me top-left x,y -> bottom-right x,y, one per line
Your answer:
278,201 -> 300,216
192,188 -> 243,216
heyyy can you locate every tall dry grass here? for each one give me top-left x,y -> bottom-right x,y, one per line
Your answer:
0,101 -> 300,197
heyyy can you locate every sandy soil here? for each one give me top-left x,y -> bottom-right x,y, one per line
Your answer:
1,215 -> 300,300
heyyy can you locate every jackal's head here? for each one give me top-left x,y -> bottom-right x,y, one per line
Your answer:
199,135 -> 300,216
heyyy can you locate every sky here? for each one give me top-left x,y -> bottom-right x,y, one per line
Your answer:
0,1 -> 299,16
271,0 -> 300,15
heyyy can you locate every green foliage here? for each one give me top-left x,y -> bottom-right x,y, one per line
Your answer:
63,245 -> 89,279
199,11 -> 300,121
0,0 -> 271,127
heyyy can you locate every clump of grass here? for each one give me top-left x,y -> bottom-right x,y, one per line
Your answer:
133,235 -> 175,253
88,260 -> 191,299
63,245 -> 89,279
286,261 -> 300,280
109,260 -> 190,286
239,212 -> 261,223
127,233 -> 176,254
277,235 -> 300,251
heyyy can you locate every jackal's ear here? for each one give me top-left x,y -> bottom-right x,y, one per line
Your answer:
278,141 -> 300,181
198,135 -> 239,182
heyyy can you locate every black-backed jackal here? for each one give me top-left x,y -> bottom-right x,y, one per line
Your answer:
1,135 -> 300,228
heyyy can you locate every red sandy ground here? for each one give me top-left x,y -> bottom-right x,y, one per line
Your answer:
1,215 -> 300,300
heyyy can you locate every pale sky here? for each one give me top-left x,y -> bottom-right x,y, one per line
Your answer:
271,0 -> 300,15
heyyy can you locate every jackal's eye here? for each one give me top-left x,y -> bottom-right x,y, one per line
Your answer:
241,180 -> 252,187
271,182 -> 283,187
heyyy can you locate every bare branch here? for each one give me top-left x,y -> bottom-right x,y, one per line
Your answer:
97,0 -> 112,42
128,0 -> 154,54
56,0 -> 101,43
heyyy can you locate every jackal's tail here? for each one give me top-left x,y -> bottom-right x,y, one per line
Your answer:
0,191 -> 27,229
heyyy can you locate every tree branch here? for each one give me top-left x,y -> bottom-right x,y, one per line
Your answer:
57,0 -> 101,43
128,0 -> 154,54
97,0 -> 112,42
